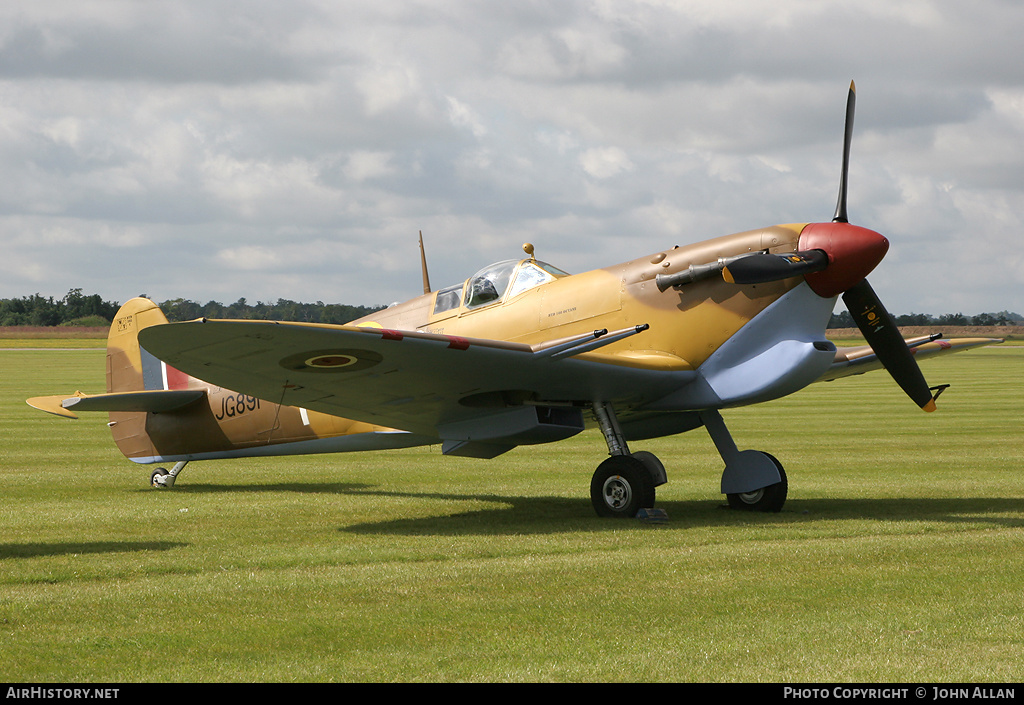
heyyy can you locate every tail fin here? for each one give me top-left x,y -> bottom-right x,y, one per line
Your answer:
107,297 -> 187,394
105,298 -> 195,463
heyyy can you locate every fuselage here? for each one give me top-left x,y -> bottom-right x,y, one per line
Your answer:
352,224 -> 811,373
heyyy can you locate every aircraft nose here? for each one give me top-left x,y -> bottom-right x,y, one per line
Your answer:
798,222 -> 889,298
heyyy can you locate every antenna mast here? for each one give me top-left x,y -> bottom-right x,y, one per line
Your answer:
419,231 -> 431,294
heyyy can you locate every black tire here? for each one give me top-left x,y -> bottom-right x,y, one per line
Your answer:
726,453 -> 787,512
590,455 -> 656,518
150,468 -> 170,488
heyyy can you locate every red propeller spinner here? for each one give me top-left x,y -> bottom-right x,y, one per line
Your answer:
799,221 -> 889,299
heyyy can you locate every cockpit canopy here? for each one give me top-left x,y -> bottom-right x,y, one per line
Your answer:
432,258 -> 569,315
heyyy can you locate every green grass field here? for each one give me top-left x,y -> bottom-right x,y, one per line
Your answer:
2,345 -> 1022,682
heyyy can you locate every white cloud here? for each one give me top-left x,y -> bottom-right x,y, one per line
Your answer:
446,96 -> 487,138
579,146 -> 634,179
356,64 -> 422,116
216,245 -> 282,271
344,151 -> 396,182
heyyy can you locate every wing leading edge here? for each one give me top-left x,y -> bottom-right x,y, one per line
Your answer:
819,335 -> 1003,383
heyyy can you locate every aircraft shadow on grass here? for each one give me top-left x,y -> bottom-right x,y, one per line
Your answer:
135,481 -> 366,495
152,482 -> 1024,537
338,495 -> 1024,537
0,541 -> 186,560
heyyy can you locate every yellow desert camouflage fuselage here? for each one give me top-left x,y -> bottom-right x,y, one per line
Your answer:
394,225 -> 807,369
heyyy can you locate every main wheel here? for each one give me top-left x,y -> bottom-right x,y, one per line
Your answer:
726,453 -> 787,512
590,455 -> 656,518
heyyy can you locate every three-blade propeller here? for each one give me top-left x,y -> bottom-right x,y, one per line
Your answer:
723,82 -> 940,411
827,82 -> 939,412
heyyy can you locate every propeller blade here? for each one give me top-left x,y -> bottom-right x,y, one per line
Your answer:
842,279 -> 937,411
833,81 -> 856,224
722,250 -> 829,285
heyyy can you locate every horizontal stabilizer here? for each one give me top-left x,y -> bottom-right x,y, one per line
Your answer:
27,389 -> 207,419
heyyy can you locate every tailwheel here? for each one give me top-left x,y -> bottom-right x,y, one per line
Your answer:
726,453 -> 788,513
149,461 -> 187,489
590,455 -> 656,518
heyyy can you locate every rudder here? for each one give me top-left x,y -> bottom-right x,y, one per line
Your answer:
107,297 -> 173,394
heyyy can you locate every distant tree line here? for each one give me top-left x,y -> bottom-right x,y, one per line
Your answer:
1,290 -> 383,327
828,310 -> 1022,328
2,288 -> 1020,329
158,297 -> 383,325
0,289 -> 120,327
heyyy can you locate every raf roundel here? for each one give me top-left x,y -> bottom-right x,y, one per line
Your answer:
278,348 -> 383,373
306,353 -> 358,369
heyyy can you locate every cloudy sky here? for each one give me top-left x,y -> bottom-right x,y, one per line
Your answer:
2,0 -> 1022,317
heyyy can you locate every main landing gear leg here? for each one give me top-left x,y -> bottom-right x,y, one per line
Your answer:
589,402 -> 666,518
699,409 -> 787,512
150,461 -> 189,489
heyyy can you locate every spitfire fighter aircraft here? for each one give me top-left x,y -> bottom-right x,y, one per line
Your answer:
29,84 -> 1000,517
